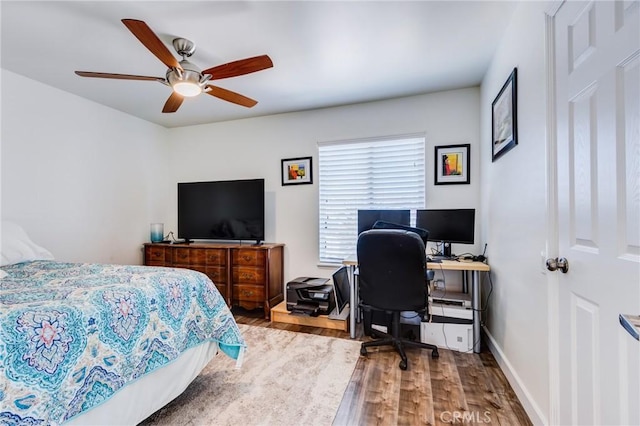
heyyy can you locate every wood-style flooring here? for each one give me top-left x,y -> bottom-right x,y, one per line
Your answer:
233,308 -> 532,426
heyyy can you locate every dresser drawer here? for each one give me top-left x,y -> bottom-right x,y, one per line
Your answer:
234,284 -> 265,303
233,267 -> 266,285
232,249 -> 266,267
205,266 -> 227,284
173,248 -> 191,265
145,245 -> 170,265
188,248 -> 207,265
205,249 -> 226,265
174,248 -> 215,266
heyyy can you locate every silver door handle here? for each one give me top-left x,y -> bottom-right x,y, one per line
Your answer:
546,257 -> 569,273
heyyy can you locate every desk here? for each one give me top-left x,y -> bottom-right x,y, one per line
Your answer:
342,257 -> 490,353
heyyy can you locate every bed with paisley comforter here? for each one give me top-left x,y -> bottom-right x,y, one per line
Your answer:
0,260 -> 246,425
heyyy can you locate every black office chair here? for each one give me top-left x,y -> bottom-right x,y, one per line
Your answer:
357,229 -> 439,370
371,219 -> 436,288
364,220 -> 435,335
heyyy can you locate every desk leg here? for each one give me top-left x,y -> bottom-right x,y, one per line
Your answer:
348,265 -> 356,339
472,270 -> 481,353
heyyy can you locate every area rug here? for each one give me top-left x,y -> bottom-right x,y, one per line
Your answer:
140,324 -> 362,425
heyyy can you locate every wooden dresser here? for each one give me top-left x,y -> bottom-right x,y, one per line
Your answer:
143,242 -> 284,319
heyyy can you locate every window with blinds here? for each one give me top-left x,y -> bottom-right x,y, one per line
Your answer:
318,134 -> 426,264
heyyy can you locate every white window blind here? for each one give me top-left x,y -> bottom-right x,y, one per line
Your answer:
318,134 -> 425,264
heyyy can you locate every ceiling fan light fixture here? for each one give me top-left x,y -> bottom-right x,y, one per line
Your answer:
168,65 -> 203,97
173,81 -> 202,97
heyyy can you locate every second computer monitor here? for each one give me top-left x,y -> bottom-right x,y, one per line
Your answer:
357,209 -> 410,234
416,209 -> 475,257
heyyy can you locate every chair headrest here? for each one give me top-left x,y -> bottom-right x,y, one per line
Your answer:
371,220 -> 429,244
358,229 -> 427,253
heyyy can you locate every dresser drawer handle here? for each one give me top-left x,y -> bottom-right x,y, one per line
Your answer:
241,273 -> 253,280
242,255 -> 252,262
242,290 -> 254,296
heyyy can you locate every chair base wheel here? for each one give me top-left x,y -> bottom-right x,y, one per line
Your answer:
399,360 -> 407,370
360,346 -> 367,356
432,349 -> 439,359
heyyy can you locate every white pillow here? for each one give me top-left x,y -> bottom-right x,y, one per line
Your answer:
1,221 -> 54,266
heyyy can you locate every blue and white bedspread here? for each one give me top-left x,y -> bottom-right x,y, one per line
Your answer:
0,260 -> 246,425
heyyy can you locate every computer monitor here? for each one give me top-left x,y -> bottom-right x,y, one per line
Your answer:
331,266 -> 350,315
416,209 -> 475,257
357,209 -> 410,234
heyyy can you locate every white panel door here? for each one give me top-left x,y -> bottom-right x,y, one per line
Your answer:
552,1 -> 639,425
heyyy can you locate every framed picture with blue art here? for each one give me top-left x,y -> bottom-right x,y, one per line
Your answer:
435,144 -> 470,185
281,156 -> 313,185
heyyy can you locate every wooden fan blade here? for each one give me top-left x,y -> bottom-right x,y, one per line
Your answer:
162,92 -> 184,113
122,19 -> 182,70
75,71 -> 165,83
202,55 -> 273,80
205,85 -> 258,108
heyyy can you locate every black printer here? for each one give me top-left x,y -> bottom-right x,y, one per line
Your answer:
286,277 -> 335,316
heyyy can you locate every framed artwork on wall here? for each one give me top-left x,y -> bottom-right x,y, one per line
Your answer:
434,144 -> 470,185
492,67 -> 518,162
281,157 -> 313,185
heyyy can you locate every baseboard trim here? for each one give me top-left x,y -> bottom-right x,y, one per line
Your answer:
483,326 -> 548,425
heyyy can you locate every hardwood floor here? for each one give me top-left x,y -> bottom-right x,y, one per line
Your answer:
233,308 -> 532,426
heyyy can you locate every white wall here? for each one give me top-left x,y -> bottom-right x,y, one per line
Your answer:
479,2 -> 551,424
1,70 -> 171,264
165,87 -> 481,281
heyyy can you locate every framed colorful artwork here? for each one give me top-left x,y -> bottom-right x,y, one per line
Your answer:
434,144 -> 470,185
281,156 -> 313,185
492,68 -> 518,162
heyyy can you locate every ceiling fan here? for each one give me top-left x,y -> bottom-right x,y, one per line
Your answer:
75,19 -> 273,113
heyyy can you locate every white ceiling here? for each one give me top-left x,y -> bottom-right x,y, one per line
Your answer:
1,1 -> 517,128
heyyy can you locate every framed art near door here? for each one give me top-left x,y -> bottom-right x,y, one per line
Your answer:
492,68 -> 517,162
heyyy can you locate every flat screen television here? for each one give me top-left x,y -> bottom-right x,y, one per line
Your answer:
357,209 -> 410,234
178,179 -> 265,243
416,208 -> 475,257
